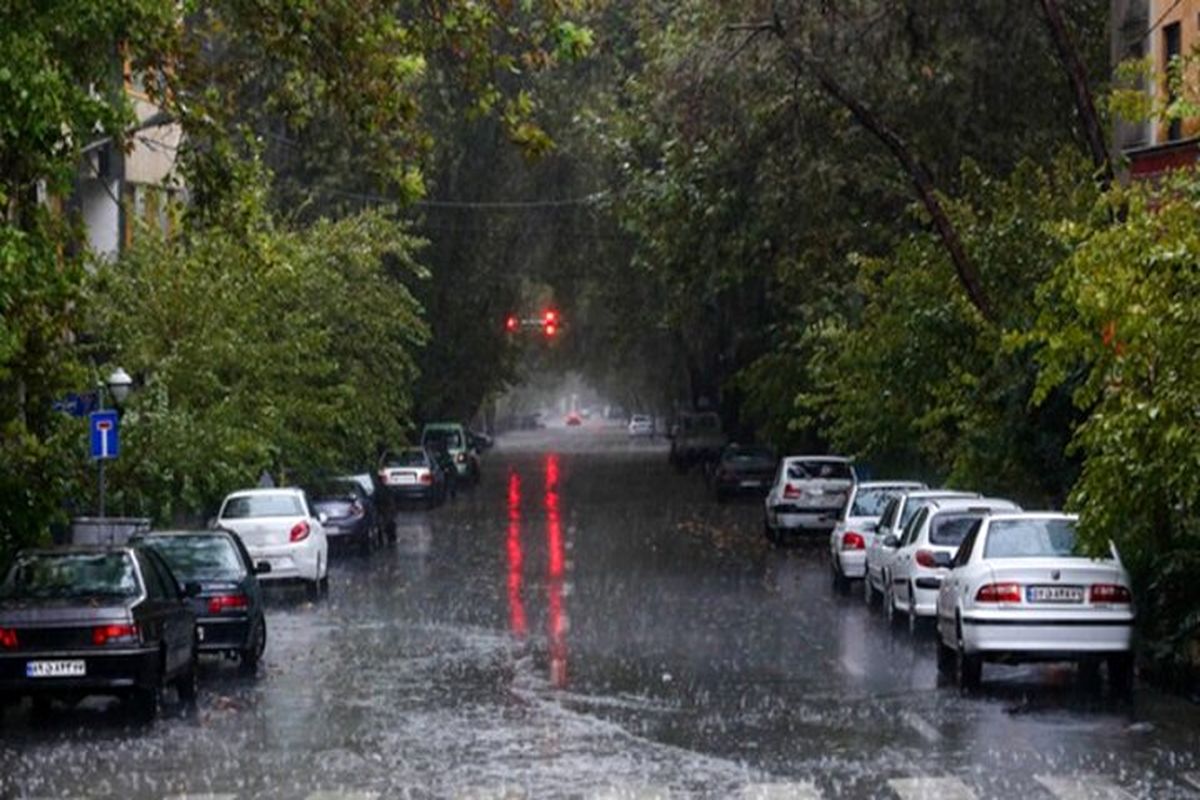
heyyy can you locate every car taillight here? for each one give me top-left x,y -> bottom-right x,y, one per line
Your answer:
419,471 -> 433,485
842,532 -> 865,550
915,550 -> 938,568
976,583 -> 1022,603
92,624 -> 140,646
208,594 -> 249,614
783,484 -> 801,500
290,521 -> 310,542
0,627 -> 17,649
1090,584 -> 1132,604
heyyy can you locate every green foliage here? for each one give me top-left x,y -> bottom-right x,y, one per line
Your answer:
88,189 -> 428,523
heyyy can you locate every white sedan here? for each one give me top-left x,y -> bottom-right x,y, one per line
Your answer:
885,496 -> 1019,629
628,415 -> 654,437
763,456 -> 856,539
935,512 -> 1135,693
217,488 -> 329,598
828,480 -> 925,588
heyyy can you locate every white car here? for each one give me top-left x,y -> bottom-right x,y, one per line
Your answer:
216,488 -> 329,598
763,456 -> 856,540
935,512 -> 1135,693
885,497 -> 1020,629
628,415 -> 654,437
829,480 -> 926,587
864,489 -> 978,606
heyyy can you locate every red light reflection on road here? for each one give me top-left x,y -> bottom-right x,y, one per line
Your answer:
506,470 -> 527,637
545,454 -> 568,688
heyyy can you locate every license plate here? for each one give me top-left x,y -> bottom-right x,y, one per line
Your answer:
393,474 -> 416,485
740,480 -> 761,488
26,660 -> 86,678
1027,585 -> 1084,603
197,625 -> 206,642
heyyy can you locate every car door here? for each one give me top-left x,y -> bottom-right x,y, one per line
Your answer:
891,507 -> 929,596
868,497 -> 900,587
141,550 -> 193,676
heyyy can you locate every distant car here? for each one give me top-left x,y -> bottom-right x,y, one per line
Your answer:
565,412 -> 583,426
305,478 -> 381,555
422,422 -> 479,483
712,444 -> 777,502
828,480 -> 926,588
935,513 -> 1135,693
378,447 -> 447,509
864,489 -> 979,605
763,456 -> 856,541
628,414 -> 654,438
668,412 -> 726,472
885,497 -> 1020,630
133,530 -> 268,673
0,546 -> 198,720
427,447 -> 459,500
216,488 -> 329,600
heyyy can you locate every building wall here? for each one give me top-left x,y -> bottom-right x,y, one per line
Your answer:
1112,0 -> 1152,151
80,178 -> 121,260
1149,0 -> 1200,144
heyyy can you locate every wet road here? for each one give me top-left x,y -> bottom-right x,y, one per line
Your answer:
3,425 -> 1200,799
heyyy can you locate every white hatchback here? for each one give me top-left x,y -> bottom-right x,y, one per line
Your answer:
828,480 -> 926,586
216,488 -> 329,597
935,512 -> 1135,693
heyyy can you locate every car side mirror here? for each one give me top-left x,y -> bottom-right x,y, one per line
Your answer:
254,561 -> 272,575
317,512 -> 329,525
882,535 -> 900,549
206,517 -> 219,530
183,581 -> 203,598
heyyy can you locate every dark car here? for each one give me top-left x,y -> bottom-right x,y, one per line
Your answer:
427,446 -> 459,500
712,444 -> 778,502
377,447 -> 447,509
304,478 -> 381,555
132,530 -> 268,673
0,546 -> 198,721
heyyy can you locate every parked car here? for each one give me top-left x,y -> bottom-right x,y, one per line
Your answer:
935,513 -> 1135,693
712,444 -> 777,502
469,430 -> 494,451
566,412 -> 583,427
864,489 -> 979,605
763,456 -> 856,541
668,411 -> 727,472
215,488 -> 329,600
828,480 -> 926,589
421,422 -> 480,483
0,546 -> 198,720
628,414 -> 654,438
378,447 -> 447,509
305,478 -> 381,555
884,497 -> 1020,630
132,530 -> 268,673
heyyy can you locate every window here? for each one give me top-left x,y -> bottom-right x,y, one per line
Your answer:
220,493 -> 304,519
139,535 -> 245,582
929,513 -> 983,547
901,507 -> 928,547
850,487 -> 903,518
1165,22 -> 1183,141
0,553 -> 140,600
136,552 -> 170,600
983,518 -> 1078,559
878,497 -> 899,532
952,524 -> 982,569
787,460 -> 853,481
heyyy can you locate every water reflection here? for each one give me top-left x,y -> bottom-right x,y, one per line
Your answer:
545,454 -> 568,688
507,469 -> 527,637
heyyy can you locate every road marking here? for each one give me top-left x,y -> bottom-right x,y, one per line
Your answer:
454,789 -> 527,800
839,655 -> 866,678
589,786 -> 672,799
306,793 -> 380,800
888,776 -> 977,800
899,711 -> 942,743
165,796 -> 237,800
1185,773 -> 1200,792
1035,776 -> 1135,800
740,781 -> 824,799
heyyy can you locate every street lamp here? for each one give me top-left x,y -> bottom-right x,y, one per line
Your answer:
95,366 -> 133,518
106,367 -> 133,407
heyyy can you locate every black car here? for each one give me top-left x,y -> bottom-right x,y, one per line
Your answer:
427,446 -> 459,500
712,444 -> 778,502
305,478 -> 381,555
132,530 -> 268,673
377,447 -> 447,509
0,546 -> 198,720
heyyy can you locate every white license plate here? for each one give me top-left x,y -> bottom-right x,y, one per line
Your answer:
391,473 -> 416,485
1027,585 -> 1084,603
26,660 -> 86,678
197,625 -> 206,642
740,480 -> 762,488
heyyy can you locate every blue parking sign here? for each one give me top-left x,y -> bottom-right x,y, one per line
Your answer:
89,411 -> 119,460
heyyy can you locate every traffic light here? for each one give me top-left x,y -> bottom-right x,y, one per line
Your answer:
505,315 -> 519,334
543,309 -> 559,337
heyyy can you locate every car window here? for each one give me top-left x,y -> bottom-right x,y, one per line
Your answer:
878,497 -> 899,531
0,552 -> 141,600
929,513 -> 984,547
786,460 -> 853,481
952,523 -> 982,568
139,535 -> 246,582
221,493 -> 304,518
901,507 -> 928,546
423,429 -> 463,450
849,487 -> 902,517
984,518 -> 1078,559
383,449 -> 428,467
899,497 -> 935,530
136,552 -> 170,600
723,447 -> 775,465
306,480 -> 364,503
147,551 -> 182,599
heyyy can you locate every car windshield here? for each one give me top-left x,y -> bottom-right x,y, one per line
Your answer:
850,487 -> 904,517
139,536 -> 244,581
307,481 -> 360,502
0,552 -> 140,600
929,514 -> 982,547
221,493 -> 304,518
424,430 -> 463,450
787,460 -> 852,481
385,449 -> 428,467
984,518 -> 1078,559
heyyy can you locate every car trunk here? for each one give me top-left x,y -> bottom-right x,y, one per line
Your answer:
220,516 -> 303,549
312,498 -> 357,521
792,479 -> 853,511
985,558 -> 1127,609
0,599 -> 134,650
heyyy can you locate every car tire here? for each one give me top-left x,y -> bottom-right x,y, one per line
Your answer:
906,584 -> 921,635
131,659 -> 162,722
240,617 -> 267,674
763,519 -> 779,545
386,520 -> 397,544
175,653 -> 198,704
1108,653 -> 1134,697
864,573 -> 878,606
831,561 -> 849,593
885,580 -> 901,626
936,634 -> 955,675
956,621 -> 982,692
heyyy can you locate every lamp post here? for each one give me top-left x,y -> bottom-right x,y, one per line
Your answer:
96,367 -> 133,518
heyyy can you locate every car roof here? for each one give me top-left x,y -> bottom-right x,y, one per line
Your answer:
15,545 -> 137,557
137,529 -> 232,538
899,489 -> 978,501
927,497 -> 1019,513
984,511 -> 1077,524
782,455 -> 852,463
224,487 -> 305,497
856,480 -> 925,489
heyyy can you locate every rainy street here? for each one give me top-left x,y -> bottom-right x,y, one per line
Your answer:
0,424 -> 1196,799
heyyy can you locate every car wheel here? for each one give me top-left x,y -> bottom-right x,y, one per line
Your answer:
864,572 -> 878,606
763,518 -> 779,545
130,660 -> 162,722
1108,653 -> 1134,697
831,561 -> 849,593
240,617 -> 266,674
906,584 -> 920,635
386,520 -> 397,544
885,580 -> 900,626
956,621 -> 982,692
30,695 -> 52,717
936,633 -> 955,675
175,652 -> 199,704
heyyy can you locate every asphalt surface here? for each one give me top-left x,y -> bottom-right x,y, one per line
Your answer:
2,425 -> 1199,799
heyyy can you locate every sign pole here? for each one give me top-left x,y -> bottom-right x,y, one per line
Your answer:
98,459 -> 106,519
